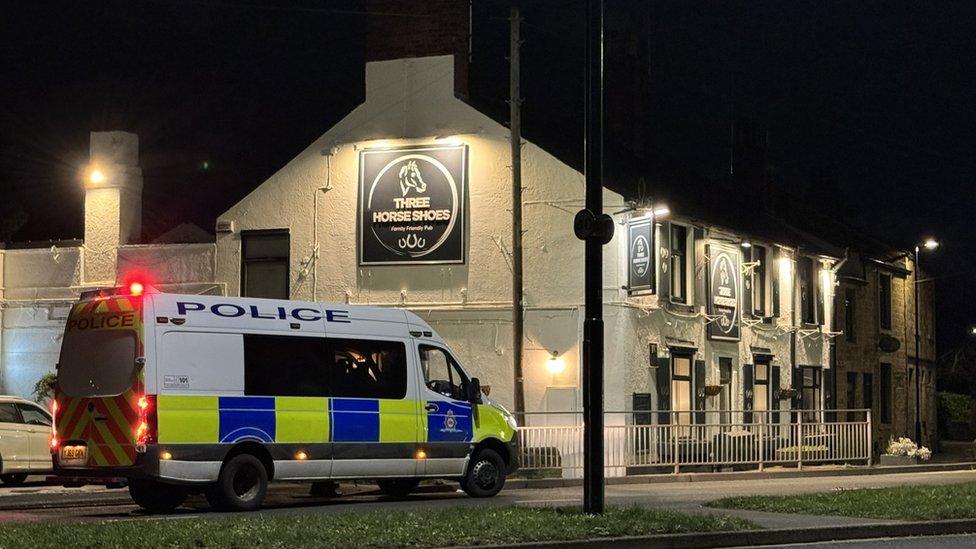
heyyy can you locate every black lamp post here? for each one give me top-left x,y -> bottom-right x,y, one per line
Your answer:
913,238 -> 938,444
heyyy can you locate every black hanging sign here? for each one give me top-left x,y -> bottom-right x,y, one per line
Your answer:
707,244 -> 741,341
359,144 -> 467,265
627,217 -> 654,294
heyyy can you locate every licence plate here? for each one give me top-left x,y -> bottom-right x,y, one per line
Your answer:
60,445 -> 88,466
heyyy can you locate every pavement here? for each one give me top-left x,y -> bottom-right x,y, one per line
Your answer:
2,468 -> 976,546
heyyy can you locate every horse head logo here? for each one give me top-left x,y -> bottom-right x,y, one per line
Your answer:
398,160 -> 427,196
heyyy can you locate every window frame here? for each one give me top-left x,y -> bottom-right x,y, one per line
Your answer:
669,224 -> 690,305
241,229 -> 291,299
329,337 -> 409,400
879,363 -> 892,424
751,245 -> 768,317
844,287 -> 857,342
0,402 -> 23,424
878,272 -> 892,331
419,344 -> 470,401
670,353 -> 694,428
16,403 -> 51,426
799,257 -> 817,325
800,365 -> 822,422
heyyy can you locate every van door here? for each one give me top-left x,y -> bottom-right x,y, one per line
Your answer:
16,403 -> 53,472
55,296 -> 143,468
0,403 -> 29,473
327,337 -> 419,478
417,344 -> 473,477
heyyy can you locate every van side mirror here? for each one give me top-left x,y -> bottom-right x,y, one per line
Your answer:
467,377 -> 483,404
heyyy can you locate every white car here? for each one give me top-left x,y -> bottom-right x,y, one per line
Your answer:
0,396 -> 53,485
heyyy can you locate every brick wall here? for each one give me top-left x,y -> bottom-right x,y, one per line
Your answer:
834,254 -> 938,454
366,0 -> 469,97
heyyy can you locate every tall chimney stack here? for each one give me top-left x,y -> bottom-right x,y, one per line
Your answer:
83,131 -> 143,284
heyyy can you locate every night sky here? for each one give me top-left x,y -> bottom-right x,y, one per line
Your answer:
2,1 -> 974,353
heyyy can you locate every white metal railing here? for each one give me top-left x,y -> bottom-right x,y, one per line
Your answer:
515,409 -> 872,478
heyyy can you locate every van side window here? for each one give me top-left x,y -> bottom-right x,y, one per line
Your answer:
329,339 -> 407,399
243,334 -> 329,397
420,346 -> 467,401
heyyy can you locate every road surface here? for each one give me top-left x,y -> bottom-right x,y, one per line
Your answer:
1,468 -> 974,528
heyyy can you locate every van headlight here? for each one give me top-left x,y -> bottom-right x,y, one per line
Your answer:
506,413 -> 518,430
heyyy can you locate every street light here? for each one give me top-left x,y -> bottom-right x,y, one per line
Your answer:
913,238 -> 938,444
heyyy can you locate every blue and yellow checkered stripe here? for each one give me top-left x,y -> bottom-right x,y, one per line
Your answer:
157,395 -> 477,444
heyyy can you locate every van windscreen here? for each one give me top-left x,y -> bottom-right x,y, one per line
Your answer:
58,330 -> 137,397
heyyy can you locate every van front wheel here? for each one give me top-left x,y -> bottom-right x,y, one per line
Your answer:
205,454 -> 268,512
461,449 -> 506,498
128,479 -> 187,513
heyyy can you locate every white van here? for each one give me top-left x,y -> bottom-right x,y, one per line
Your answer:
53,285 -> 518,512
0,395 -> 53,485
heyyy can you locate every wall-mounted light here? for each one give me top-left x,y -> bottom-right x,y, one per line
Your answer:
652,205 -> 670,218
546,351 -> 566,375
86,166 -> 106,187
922,238 -> 939,251
741,241 -> 752,249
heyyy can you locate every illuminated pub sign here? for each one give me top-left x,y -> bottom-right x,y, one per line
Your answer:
707,244 -> 741,341
358,144 -> 468,265
627,217 -> 654,294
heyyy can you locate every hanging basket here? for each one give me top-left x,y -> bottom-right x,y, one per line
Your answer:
704,385 -> 724,397
778,388 -> 798,400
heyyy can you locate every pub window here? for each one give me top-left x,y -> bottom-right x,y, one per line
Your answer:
844,288 -> 857,342
801,366 -> 821,422
754,360 -> 769,423
751,245 -> 768,316
879,273 -> 892,331
880,363 -> 892,424
718,357 -> 733,425
241,230 -> 290,299
670,224 -> 689,304
244,334 -> 328,397
799,257 -> 816,324
845,372 -> 858,422
330,338 -> 408,399
671,354 -> 693,432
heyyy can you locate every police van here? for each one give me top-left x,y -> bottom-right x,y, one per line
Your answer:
52,284 -> 518,512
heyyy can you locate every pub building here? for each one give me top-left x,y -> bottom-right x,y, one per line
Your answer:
0,53 -> 936,465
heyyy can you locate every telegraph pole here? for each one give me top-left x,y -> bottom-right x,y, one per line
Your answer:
510,5 -> 526,417
575,0 -> 612,515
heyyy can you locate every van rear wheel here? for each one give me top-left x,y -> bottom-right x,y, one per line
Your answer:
128,479 -> 187,513
205,454 -> 268,512
376,478 -> 420,498
460,449 -> 506,498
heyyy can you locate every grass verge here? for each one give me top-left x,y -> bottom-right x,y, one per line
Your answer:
708,481 -> 976,521
0,506 -> 755,548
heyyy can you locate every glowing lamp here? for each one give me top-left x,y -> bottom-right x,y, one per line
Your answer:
741,241 -> 752,249
87,167 -> 106,186
129,281 -> 144,296
415,449 -> 427,460
546,351 -> 566,375
295,451 -> 308,460
922,239 -> 939,251
160,451 -> 173,461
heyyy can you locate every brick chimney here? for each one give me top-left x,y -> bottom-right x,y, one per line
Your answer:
366,0 -> 469,98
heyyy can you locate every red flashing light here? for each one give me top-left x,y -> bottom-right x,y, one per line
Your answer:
129,282 -> 144,296
50,399 -> 59,453
135,395 -> 156,447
